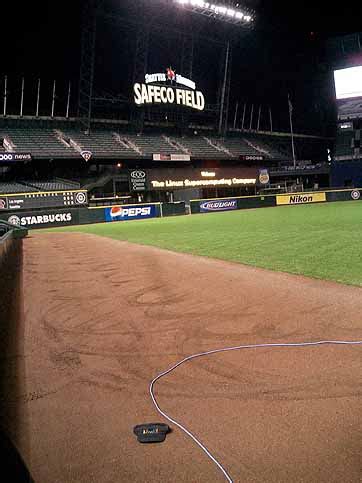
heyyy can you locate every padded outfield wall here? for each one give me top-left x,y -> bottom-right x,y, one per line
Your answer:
0,189 -> 361,229
0,224 -> 33,481
190,188 -> 362,214
0,202 -> 185,230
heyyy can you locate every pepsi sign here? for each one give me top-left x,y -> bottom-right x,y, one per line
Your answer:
200,199 -> 238,213
105,204 -> 157,222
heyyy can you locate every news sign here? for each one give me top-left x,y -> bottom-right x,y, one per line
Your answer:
104,204 -> 158,222
334,66 -> 362,100
0,153 -> 32,162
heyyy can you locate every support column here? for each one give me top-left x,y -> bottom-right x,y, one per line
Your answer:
77,0 -> 98,133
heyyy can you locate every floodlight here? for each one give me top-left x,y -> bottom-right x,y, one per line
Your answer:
173,0 -> 255,27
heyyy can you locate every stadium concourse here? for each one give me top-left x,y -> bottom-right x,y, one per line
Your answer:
1,231 -> 361,482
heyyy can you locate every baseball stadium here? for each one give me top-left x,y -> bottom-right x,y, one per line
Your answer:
0,1 -> 361,482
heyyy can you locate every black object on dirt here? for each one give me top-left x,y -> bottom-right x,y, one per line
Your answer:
133,423 -> 170,443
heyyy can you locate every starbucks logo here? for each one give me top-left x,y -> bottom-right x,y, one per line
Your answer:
8,215 -> 21,226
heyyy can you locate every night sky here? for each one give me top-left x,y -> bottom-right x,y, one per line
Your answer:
1,1 -> 362,133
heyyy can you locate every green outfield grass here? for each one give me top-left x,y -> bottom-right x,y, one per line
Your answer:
47,201 -> 362,286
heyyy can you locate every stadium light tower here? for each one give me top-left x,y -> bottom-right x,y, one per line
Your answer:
174,0 -> 255,27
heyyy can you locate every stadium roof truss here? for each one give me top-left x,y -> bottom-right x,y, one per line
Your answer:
78,0 -> 253,134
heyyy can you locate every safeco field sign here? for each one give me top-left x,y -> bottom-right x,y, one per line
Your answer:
276,192 -> 326,206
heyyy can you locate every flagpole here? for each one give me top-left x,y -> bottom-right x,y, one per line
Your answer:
20,77 -> 25,117
36,78 -> 41,117
288,94 -> 296,169
269,106 -> 273,132
249,104 -> 254,130
66,81 -> 71,118
233,102 -> 239,129
241,103 -> 246,130
51,80 -> 56,117
257,105 -> 261,131
3,75 -> 7,116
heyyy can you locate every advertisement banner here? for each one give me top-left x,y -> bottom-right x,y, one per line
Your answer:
326,189 -> 362,202
147,167 -> 258,190
276,192 -> 326,206
0,153 -> 32,162
239,154 -> 264,161
129,170 -> 147,191
199,199 -> 238,213
6,209 -> 79,229
104,204 -> 157,222
153,154 -> 191,161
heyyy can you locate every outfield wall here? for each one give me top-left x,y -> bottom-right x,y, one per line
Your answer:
1,189 -> 361,229
0,224 -> 34,481
190,188 -> 362,214
1,202 -> 186,230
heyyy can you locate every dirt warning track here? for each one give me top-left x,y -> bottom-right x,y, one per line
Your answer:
5,232 -> 362,482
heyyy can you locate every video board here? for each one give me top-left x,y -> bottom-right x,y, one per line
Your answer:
334,66 -> 362,100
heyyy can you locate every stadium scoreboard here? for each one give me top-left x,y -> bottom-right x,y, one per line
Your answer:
0,190 -> 88,212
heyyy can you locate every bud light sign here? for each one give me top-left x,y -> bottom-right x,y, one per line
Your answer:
105,204 -> 157,222
199,199 -> 238,213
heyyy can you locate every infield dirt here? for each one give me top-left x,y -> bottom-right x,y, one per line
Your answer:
3,232 -> 362,482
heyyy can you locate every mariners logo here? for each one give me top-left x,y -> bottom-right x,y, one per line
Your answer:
81,150 -> 92,162
351,190 -> 361,200
166,66 -> 176,82
258,169 -> 270,185
75,192 -> 87,204
0,198 -> 7,210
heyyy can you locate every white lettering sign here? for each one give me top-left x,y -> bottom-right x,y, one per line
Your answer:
134,83 -> 204,111
150,178 -> 256,188
145,72 -> 196,90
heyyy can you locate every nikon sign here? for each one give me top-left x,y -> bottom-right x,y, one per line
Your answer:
134,83 -> 205,111
276,192 -> 326,205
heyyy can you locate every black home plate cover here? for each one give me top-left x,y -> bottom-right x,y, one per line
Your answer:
133,423 -> 170,443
